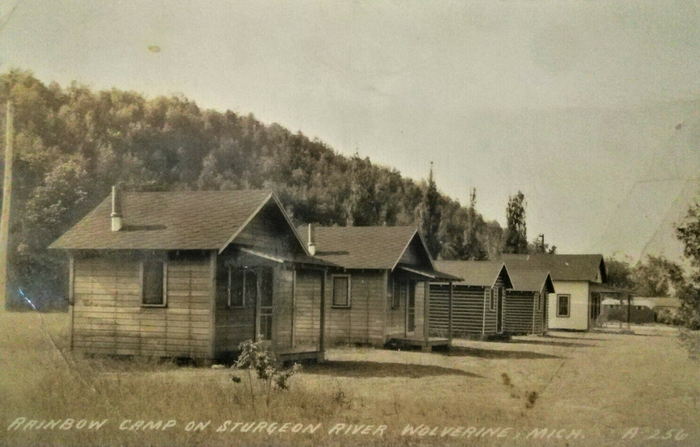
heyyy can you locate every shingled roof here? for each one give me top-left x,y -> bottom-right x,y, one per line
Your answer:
434,260 -> 513,288
505,266 -> 555,293
50,189 -> 307,253
501,254 -> 606,283
297,225 -> 432,270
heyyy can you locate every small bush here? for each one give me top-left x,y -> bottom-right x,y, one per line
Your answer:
231,339 -> 301,410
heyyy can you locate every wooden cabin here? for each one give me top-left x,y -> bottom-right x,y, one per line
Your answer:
501,265 -> 555,335
429,261 -> 513,339
297,225 -> 459,351
502,254 -> 607,331
50,188 -> 329,363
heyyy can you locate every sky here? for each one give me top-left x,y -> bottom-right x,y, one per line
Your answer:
1,0 -> 699,260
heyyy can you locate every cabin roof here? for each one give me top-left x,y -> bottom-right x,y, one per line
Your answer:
500,254 -> 606,283
505,265 -> 555,293
50,189 -> 307,253
433,260 -> 513,288
297,225 -> 436,271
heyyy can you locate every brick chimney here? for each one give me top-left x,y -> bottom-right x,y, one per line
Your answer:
110,185 -> 123,232
307,223 -> 316,256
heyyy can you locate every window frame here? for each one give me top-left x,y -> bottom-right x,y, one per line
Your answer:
227,266 -> 248,309
141,259 -> 168,308
557,294 -> 571,318
331,274 -> 352,309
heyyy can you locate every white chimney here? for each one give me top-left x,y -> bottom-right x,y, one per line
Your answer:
110,185 -> 123,232
307,223 -> 316,256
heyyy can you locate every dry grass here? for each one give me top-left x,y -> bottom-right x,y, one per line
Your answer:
1,311 -> 699,446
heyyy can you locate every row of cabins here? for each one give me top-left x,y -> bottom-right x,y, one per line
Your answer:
50,188 -> 607,362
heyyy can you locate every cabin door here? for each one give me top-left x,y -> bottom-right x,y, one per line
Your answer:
254,267 -> 274,342
405,281 -> 416,335
496,287 -> 504,333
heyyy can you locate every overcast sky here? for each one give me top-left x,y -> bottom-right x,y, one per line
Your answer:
1,0 -> 699,259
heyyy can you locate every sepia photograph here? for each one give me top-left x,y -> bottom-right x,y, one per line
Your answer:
1,1 -> 699,446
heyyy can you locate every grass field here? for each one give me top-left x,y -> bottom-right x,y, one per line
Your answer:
1,311 -> 699,447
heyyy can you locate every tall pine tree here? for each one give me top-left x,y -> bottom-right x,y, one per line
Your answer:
502,190 -> 528,254
418,162 -> 442,258
463,188 -> 487,260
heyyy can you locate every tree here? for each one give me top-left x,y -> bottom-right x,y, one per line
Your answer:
605,256 -> 635,290
675,201 -> 700,329
462,188 -> 487,260
528,234 -> 556,254
632,255 -> 684,297
417,163 -> 442,258
0,70 -> 505,308
502,191 -> 528,254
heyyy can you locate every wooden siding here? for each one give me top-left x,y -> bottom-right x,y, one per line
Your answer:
398,235 -> 430,267
294,270 -> 323,351
325,271 -> 386,346
429,285 -> 486,337
533,291 -> 545,334
72,252 -> 213,359
234,201 -> 299,255
503,291 -> 535,335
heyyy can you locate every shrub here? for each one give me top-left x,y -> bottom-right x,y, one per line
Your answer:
231,339 -> 301,410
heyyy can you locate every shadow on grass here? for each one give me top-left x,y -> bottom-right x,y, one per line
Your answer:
591,329 -> 661,337
509,339 -> 596,348
543,334 -> 607,342
444,346 -> 564,360
305,361 -> 483,378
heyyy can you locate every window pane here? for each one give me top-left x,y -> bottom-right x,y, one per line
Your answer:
558,295 -> 569,316
333,277 -> 349,306
143,261 -> 164,305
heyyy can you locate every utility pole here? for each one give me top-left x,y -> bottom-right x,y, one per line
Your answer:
0,101 -> 13,310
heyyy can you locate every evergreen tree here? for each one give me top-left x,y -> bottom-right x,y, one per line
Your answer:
417,163 -> 442,258
463,188 -> 487,260
502,191 -> 528,254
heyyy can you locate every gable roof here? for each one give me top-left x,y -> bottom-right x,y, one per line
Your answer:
434,260 -> 513,288
50,189 -> 308,254
297,225 -> 433,270
506,266 -> 555,293
500,254 -> 606,283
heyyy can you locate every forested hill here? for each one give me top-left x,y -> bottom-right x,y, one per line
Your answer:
0,70 -> 502,308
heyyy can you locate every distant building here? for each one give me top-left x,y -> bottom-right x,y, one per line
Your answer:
502,254 -> 607,331
429,261 -> 513,339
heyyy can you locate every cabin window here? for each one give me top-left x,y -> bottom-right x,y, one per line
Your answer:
142,260 -> 166,307
332,275 -> 351,308
557,294 -> 570,317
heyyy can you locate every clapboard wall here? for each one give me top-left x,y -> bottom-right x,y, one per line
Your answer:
324,271 -> 386,346
429,282 -> 504,338
429,285 -> 487,337
503,291 -> 535,335
293,270 -> 323,351
72,251 -> 213,359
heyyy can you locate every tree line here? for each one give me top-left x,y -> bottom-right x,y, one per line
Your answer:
0,70 -> 531,309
